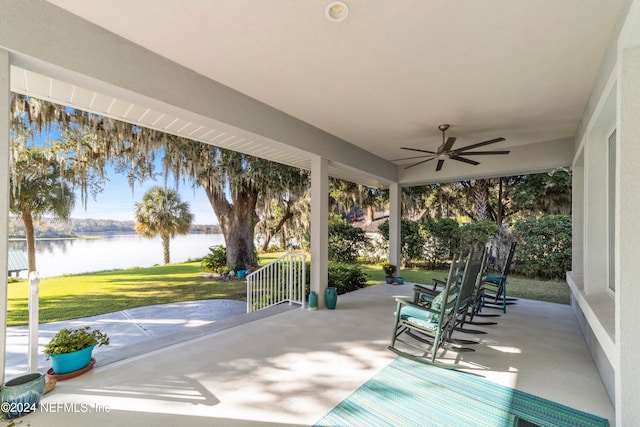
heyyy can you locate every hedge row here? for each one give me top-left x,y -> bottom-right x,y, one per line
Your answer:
377,215 -> 571,280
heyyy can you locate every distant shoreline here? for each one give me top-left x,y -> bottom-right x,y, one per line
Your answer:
8,230 -> 222,242
8,216 -> 221,240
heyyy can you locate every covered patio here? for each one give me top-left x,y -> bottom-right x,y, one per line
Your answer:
17,284 -> 614,426
1,1 -> 640,425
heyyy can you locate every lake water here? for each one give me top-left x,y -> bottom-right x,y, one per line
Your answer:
8,233 -> 225,278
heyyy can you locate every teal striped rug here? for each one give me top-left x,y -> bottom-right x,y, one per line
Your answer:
316,357 -> 610,427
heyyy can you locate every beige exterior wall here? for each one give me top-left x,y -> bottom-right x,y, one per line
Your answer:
617,41 -> 640,425
570,1 -> 640,424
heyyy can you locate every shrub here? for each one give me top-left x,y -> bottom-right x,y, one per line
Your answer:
378,219 -> 428,266
328,215 -> 370,263
424,218 -> 459,267
328,263 -> 368,294
305,261 -> 368,295
512,215 -> 571,279
459,220 -> 499,251
201,245 -> 227,273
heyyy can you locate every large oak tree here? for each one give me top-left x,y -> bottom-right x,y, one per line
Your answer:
164,140 -> 308,270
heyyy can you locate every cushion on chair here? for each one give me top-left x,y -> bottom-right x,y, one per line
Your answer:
401,288 -> 457,327
418,293 -> 436,304
430,287 -> 457,322
399,305 -> 438,330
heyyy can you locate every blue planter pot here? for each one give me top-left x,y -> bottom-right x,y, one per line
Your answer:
0,373 -> 45,419
50,345 -> 95,374
325,287 -> 338,310
237,270 -> 246,279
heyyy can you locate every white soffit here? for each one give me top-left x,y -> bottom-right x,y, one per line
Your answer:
10,66 -> 396,188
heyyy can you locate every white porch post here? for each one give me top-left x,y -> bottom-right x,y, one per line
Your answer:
388,183 -> 401,276
616,40 -> 640,426
0,48 -> 10,384
310,156 -> 328,308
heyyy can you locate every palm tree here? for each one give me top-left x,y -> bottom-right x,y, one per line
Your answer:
134,186 -> 194,264
9,145 -> 75,273
473,179 -> 490,221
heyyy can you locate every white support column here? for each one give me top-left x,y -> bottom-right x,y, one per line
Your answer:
571,158 -> 584,279
388,183 -> 401,276
0,48 -> 10,384
310,156 -> 328,308
28,272 -> 40,373
616,41 -> 640,426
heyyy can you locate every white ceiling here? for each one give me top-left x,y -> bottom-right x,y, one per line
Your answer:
38,0 -> 625,185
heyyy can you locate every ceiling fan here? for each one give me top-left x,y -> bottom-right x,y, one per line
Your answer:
393,124 -> 509,171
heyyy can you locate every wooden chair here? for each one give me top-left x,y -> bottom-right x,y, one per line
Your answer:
450,248 -> 489,335
389,250 -> 483,367
465,248 -> 502,326
412,252 -> 465,307
482,241 -> 517,313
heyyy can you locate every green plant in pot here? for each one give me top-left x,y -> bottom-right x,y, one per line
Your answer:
44,326 -> 109,375
382,262 -> 396,284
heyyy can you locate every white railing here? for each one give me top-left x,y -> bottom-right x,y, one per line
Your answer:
246,253 -> 306,313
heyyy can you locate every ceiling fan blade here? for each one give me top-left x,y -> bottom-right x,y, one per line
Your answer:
391,154 -> 435,161
400,147 -> 436,154
436,159 -> 445,171
404,157 -> 435,169
453,137 -> 506,152
455,150 -> 510,155
443,137 -> 456,152
450,155 -> 480,166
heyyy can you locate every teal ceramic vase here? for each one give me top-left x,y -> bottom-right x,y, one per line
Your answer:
0,373 -> 45,418
325,287 -> 337,310
308,291 -> 318,310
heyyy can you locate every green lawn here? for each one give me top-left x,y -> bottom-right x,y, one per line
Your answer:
7,262 -> 247,326
6,254 -> 570,326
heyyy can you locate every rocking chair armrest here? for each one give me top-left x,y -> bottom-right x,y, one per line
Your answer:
395,297 -> 439,315
431,278 -> 446,290
482,280 -> 501,291
413,284 -> 439,297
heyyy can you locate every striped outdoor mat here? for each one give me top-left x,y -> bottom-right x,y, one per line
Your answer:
315,357 -> 610,427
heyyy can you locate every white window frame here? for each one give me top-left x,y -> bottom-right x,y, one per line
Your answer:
607,127 -> 616,296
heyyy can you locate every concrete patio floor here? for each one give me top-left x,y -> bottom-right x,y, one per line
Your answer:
20,283 -> 614,426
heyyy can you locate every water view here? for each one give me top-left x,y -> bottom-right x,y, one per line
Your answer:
8,233 -> 225,278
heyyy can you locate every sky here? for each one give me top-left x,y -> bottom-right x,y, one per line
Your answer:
71,167 -> 218,225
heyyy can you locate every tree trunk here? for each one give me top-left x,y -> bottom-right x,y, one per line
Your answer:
261,229 -> 274,252
497,177 -> 503,227
366,205 -> 374,223
162,233 -> 171,264
202,185 -> 258,270
21,210 -> 37,273
474,179 -> 489,221
261,203 -> 294,251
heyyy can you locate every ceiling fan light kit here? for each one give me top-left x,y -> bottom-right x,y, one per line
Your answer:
395,124 -> 509,171
326,1 -> 349,22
